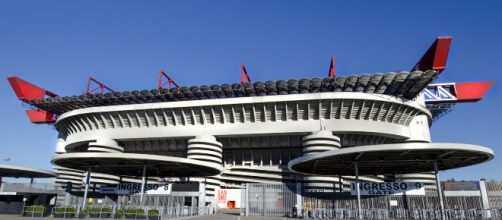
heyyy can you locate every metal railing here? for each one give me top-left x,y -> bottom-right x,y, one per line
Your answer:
49,205 -> 217,219
51,206 -> 77,218
22,205 -> 46,218
305,208 -> 502,220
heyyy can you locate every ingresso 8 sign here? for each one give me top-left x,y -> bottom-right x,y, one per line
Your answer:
100,183 -> 172,195
350,182 -> 425,195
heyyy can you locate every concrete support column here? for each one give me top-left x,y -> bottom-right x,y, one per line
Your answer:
295,181 -> 303,217
245,183 -> 249,216
82,166 -> 92,210
139,165 -> 147,207
433,161 -> 445,220
479,179 -> 492,217
198,182 -> 206,215
354,162 -> 362,220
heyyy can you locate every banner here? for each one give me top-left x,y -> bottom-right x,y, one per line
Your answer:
100,183 -> 171,195
217,189 -> 227,203
442,181 -> 480,191
350,182 -> 425,195
146,184 -> 172,195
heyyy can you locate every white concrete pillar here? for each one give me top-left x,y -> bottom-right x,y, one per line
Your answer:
354,162 -> 362,220
139,165 -> 146,207
82,166 -> 91,209
479,179 -> 492,217
433,161 -> 445,220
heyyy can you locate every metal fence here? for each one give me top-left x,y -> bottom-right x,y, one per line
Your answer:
302,182 -> 448,210
308,208 -> 502,220
240,183 -> 297,216
61,193 -> 199,209
241,181 -> 502,219
486,180 -> 502,209
120,194 -> 196,208
50,205 -> 217,218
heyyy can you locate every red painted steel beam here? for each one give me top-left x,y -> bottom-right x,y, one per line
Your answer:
455,81 -> 493,102
328,56 -> 336,78
7,76 -> 57,101
158,70 -> 179,90
240,64 -> 251,84
85,77 -> 115,95
412,36 -> 452,73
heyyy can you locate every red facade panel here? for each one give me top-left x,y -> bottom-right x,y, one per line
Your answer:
432,37 -> 452,70
7,77 -> 56,101
412,36 -> 452,72
25,109 -> 56,124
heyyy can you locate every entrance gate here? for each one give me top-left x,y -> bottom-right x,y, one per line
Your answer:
240,183 -> 297,216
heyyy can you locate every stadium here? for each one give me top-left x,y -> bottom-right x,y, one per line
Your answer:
7,36 -> 497,218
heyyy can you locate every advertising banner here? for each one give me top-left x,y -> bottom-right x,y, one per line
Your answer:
442,181 -> 480,191
350,182 -> 425,195
217,189 -> 227,203
99,186 -> 116,194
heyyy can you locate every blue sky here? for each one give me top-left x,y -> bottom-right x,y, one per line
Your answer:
0,0 -> 500,181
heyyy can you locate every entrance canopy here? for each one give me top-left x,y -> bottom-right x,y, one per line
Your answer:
288,143 -> 494,176
51,152 -> 222,177
0,164 -> 57,178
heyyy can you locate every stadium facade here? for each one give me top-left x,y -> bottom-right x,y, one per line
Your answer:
7,36 -> 494,208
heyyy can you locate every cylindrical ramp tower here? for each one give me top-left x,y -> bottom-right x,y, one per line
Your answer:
53,138 -> 84,191
187,135 -> 223,201
84,139 -> 122,191
303,130 -> 341,155
88,139 -> 125,153
302,130 -> 343,192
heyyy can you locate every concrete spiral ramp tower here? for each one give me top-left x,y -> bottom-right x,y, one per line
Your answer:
187,135 -> 223,202
302,130 -> 343,191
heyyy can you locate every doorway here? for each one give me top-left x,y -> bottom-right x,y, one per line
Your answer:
227,200 -> 235,209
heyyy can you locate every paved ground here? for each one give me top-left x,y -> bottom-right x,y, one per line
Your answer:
0,213 -> 296,220
178,214 -> 295,220
0,209 -> 297,220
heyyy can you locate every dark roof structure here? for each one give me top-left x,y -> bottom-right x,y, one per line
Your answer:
28,70 -> 438,116
0,164 -> 57,178
51,152 -> 223,177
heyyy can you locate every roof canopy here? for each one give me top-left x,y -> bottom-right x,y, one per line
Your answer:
51,152 -> 222,177
288,143 -> 494,176
0,164 -> 57,178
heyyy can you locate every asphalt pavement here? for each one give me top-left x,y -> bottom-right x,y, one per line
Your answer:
0,209 -> 297,220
